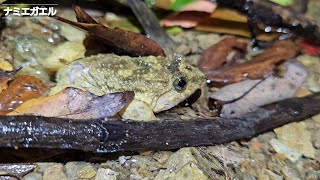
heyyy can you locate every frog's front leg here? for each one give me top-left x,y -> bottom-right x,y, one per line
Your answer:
119,99 -> 157,121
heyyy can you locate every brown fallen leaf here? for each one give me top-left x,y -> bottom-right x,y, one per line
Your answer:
180,0 -> 217,13
161,7 -> 278,41
211,61 -> 308,118
0,72 -> 11,94
54,6 -> 165,57
161,11 -> 210,28
199,37 -> 248,72
205,40 -> 298,86
0,75 -> 49,115
8,88 -> 134,119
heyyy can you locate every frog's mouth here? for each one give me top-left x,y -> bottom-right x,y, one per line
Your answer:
153,87 -> 198,112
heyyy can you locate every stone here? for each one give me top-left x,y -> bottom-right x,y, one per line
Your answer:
76,164 -> 96,179
152,151 -> 172,164
269,139 -> 302,162
265,169 -> 283,180
24,172 -> 43,180
312,113 -> 320,124
196,34 -> 223,50
297,55 -> 320,92
94,168 -> 119,180
153,148 -> 210,180
274,122 -> 315,159
281,165 -> 302,180
42,163 -> 68,180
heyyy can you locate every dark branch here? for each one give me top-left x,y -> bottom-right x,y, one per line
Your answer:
0,93 -> 319,153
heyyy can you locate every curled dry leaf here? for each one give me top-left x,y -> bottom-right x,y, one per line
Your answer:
211,61 -> 308,118
8,88 -> 134,120
205,40 -> 298,86
0,75 -> 49,115
54,5 -> 165,57
199,37 -> 248,72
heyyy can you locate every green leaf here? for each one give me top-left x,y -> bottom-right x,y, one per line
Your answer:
270,0 -> 293,6
166,26 -> 183,35
170,0 -> 196,11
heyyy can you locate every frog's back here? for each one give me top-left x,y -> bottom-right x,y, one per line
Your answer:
54,54 -> 172,104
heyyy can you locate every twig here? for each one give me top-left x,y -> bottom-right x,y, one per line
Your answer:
0,93 -> 319,153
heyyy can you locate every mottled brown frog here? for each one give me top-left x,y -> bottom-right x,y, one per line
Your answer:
51,53 -> 204,121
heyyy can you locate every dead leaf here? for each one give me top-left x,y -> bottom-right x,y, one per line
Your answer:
8,88 -> 134,119
205,40 -> 298,86
210,61 -> 308,118
54,6 -> 165,57
196,18 -> 279,41
199,37 -> 248,72
210,8 -> 247,23
0,71 -> 12,94
0,75 -> 49,115
180,0 -> 217,13
299,39 -> 320,56
161,11 -> 210,28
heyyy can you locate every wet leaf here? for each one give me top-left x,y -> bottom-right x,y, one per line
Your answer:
54,6 -> 165,57
178,0 -> 217,13
206,40 -> 298,86
0,75 -> 49,115
199,37 -> 248,72
8,88 -> 134,120
299,39 -> 320,56
211,61 -> 308,117
210,8 -> 247,23
0,71 -> 12,94
161,12 -> 210,28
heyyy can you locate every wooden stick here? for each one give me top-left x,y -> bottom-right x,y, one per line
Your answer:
0,93 -> 319,153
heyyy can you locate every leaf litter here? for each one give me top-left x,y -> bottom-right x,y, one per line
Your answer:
0,0 -> 320,179
8,88 -> 134,119
211,61 -> 308,117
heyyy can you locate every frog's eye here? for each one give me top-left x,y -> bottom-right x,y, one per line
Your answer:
173,77 -> 187,91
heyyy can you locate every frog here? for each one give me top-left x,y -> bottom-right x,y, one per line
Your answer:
50,53 -> 204,121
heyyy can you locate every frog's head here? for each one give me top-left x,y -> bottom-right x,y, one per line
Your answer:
153,54 -> 205,112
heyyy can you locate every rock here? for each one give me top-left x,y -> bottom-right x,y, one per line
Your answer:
0,60 -> 13,71
42,163 -> 68,180
265,169 -> 283,180
305,170 -> 320,180
24,172 -> 43,180
65,162 -> 97,179
76,164 -> 96,179
313,131 -> 320,149
94,168 -> 119,180
59,23 -> 86,42
196,34 -> 223,51
202,145 -> 245,166
152,151 -> 173,164
42,41 -> 85,71
153,148 -> 210,180
274,122 -> 315,159
281,165 -> 302,180
312,113 -> 320,124
269,139 -> 302,162
297,55 -> 320,92
176,44 -> 191,55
